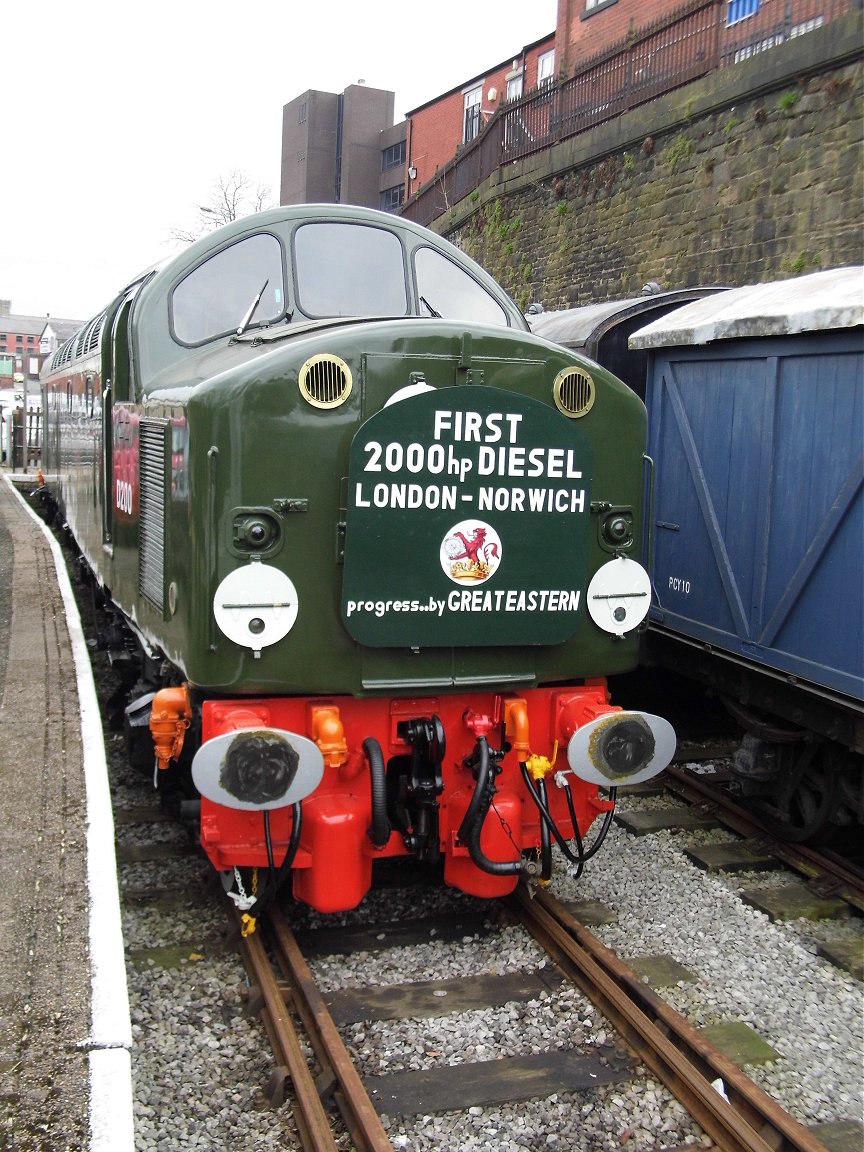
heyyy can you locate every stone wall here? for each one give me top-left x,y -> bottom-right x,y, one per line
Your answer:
440,13 -> 863,311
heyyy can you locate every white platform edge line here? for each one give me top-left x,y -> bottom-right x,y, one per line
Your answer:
3,474 -> 135,1152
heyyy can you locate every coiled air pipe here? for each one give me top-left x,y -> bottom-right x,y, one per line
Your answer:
521,763 -> 617,876
459,737 -> 535,876
365,736 -> 392,847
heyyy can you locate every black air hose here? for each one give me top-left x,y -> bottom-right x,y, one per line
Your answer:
521,764 -> 617,869
721,696 -> 809,742
460,738 -> 532,876
537,777 -> 553,882
251,803 -> 303,920
365,737 -> 391,847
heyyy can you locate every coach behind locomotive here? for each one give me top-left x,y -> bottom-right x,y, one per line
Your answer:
40,205 -> 674,923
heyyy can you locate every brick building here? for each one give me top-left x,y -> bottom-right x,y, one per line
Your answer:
404,33 -> 556,199
279,1 -> 832,217
0,301 -> 81,393
556,0 -> 684,74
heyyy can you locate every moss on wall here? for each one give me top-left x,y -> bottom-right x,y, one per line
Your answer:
445,60 -> 862,311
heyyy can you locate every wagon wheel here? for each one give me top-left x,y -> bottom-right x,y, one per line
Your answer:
759,741 -> 838,844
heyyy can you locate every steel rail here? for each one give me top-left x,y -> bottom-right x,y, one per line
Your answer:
511,885 -> 828,1152
663,764 -> 864,911
233,909 -> 340,1152
267,905 -> 394,1152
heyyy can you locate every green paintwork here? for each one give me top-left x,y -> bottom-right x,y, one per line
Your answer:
41,205 -> 649,699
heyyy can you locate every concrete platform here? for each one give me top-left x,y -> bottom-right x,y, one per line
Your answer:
0,472 -> 133,1151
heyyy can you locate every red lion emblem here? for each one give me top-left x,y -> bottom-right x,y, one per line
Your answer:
450,527 -> 499,566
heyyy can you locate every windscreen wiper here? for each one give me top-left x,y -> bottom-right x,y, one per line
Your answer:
236,279 -> 269,336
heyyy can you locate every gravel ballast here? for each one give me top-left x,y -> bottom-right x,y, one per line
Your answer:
114,754 -> 862,1152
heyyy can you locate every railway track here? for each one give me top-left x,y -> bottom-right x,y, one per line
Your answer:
512,887 -> 826,1152
663,761 -> 864,915
38,488 -> 862,1151
611,756 -> 864,983
232,880 -> 842,1152
100,710 -> 864,1151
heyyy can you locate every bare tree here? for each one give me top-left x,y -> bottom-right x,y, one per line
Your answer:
170,170 -> 273,243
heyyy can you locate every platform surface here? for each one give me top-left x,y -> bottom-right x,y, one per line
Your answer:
0,473 -> 133,1151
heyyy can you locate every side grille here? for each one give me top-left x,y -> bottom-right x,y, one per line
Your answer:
553,367 -> 596,418
138,421 -> 167,611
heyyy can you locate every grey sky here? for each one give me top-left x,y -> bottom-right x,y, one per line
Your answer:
4,0 -> 556,322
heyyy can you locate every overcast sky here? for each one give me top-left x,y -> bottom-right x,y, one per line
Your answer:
3,0 -> 557,323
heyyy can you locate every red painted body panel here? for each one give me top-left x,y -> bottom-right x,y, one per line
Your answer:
198,685 -> 617,911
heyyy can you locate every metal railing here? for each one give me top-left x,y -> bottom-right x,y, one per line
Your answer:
401,0 -> 858,227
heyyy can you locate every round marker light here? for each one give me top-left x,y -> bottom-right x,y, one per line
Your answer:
604,515 -> 631,545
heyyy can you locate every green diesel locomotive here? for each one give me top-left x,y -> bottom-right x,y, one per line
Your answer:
40,204 -> 673,923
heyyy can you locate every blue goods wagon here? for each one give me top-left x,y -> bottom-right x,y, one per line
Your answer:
630,267 -> 864,840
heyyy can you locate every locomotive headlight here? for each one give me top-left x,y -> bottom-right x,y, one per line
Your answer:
602,512 -> 632,547
232,511 -> 280,553
563,712 -> 676,787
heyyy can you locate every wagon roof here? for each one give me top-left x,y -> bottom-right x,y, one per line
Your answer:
527,288 -> 724,346
629,266 -> 864,349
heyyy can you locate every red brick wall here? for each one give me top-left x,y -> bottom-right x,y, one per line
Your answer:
408,90 -> 465,190
557,0 -> 684,74
406,37 -> 556,197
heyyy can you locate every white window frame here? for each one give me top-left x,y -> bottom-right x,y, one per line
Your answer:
506,70 -> 523,102
537,50 -> 555,87
463,84 -> 482,143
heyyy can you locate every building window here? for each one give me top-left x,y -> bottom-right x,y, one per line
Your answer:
537,50 -> 555,87
727,0 -> 759,22
382,141 -> 406,171
583,0 -> 617,15
299,101 -> 307,123
463,85 -> 482,144
506,70 -> 523,102
379,185 -> 405,212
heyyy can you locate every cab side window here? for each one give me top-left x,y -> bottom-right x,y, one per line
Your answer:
171,234 -> 286,345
